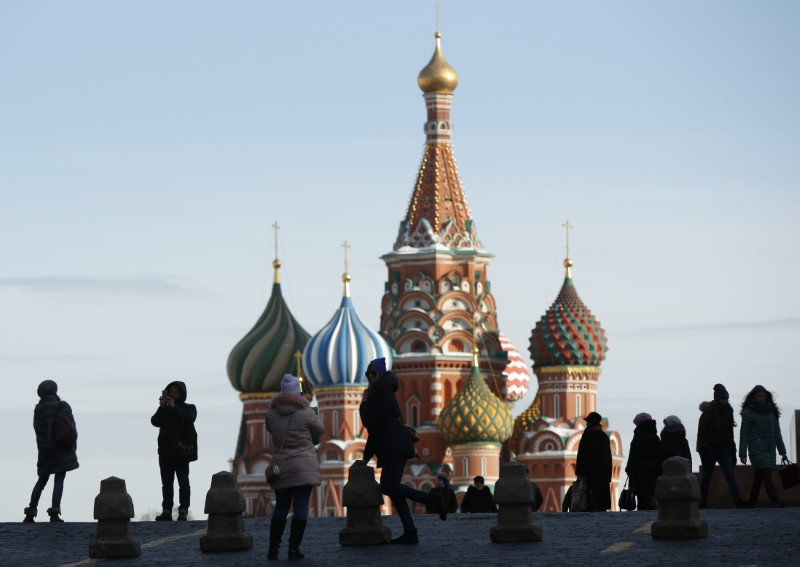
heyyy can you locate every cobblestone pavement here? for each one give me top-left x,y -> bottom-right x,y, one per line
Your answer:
1,508 -> 798,566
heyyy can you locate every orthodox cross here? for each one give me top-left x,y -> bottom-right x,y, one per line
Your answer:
434,0 -> 441,32
562,220 -> 573,258
272,221 -> 280,260
341,240 -> 351,273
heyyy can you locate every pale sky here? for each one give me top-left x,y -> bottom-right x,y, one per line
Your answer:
1,1 -> 799,522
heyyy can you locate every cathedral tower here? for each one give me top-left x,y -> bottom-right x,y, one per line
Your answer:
380,32 -> 529,470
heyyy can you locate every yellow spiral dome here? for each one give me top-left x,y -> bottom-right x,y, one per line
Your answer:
418,32 -> 459,94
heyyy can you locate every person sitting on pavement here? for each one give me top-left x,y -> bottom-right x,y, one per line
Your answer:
460,475 -> 497,513
426,474 -> 458,514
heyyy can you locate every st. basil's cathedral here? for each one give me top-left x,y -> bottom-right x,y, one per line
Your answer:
226,30 -> 623,517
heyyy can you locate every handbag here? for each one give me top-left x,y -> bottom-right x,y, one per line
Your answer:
571,477 -> 589,512
404,424 -> 420,444
266,413 -> 293,485
53,402 -> 77,450
618,477 -> 636,511
778,458 -> 800,490
176,421 -> 198,462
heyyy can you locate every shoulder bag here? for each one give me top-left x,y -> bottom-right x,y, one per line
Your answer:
53,402 -> 77,450
266,413 -> 293,485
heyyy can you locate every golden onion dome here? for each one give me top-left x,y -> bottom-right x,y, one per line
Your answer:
437,349 -> 513,444
418,32 -> 459,94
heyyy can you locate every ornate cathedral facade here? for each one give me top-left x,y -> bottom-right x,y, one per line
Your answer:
226,30 -> 621,517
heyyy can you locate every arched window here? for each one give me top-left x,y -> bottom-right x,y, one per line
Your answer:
575,394 -> 582,419
481,457 -> 487,477
353,410 -> 360,437
463,458 -> 469,479
410,405 -> 419,427
553,394 -> 560,419
332,411 -> 339,439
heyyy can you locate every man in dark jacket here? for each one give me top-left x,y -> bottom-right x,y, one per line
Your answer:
151,380 -> 197,521
576,412 -> 612,511
24,380 -> 79,523
460,476 -> 497,513
697,383 -> 745,508
357,358 -> 447,545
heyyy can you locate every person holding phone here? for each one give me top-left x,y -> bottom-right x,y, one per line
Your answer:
151,381 -> 197,521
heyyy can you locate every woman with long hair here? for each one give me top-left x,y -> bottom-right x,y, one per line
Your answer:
739,385 -> 788,507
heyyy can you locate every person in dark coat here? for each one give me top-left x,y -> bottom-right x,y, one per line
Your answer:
697,383 -> 745,508
23,380 -> 79,523
660,415 -> 692,469
625,412 -> 662,510
739,385 -> 788,507
460,475 -> 497,513
576,412 -> 612,511
265,374 -> 325,560
425,474 -> 458,514
150,380 -> 197,521
356,358 -> 447,545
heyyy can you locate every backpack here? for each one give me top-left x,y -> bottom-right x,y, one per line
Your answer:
53,402 -> 77,450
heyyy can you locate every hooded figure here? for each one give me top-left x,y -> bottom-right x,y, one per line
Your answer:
151,380 -> 197,521
358,360 -> 448,544
575,412 -> 612,511
426,473 -> 458,514
625,414 -> 662,510
23,380 -> 79,523
265,374 -> 325,560
660,415 -> 692,469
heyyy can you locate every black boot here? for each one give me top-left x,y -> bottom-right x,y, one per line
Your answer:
390,528 -> 419,545
23,507 -> 36,523
268,517 -> 286,560
288,518 -> 307,560
47,508 -> 64,523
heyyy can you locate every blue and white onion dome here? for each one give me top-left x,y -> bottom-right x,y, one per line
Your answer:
303,272 -> 393,387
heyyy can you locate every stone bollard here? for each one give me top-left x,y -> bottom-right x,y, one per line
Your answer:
339,462 -> 391,546
490,461 -> 543,543
88,477 -> 141,558
200,471 -> 253,552
651,456 -> 708,539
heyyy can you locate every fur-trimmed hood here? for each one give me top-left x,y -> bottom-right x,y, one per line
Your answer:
271,392 -> 310,416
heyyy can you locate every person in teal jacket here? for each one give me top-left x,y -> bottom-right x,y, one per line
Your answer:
738,385 -> 788,507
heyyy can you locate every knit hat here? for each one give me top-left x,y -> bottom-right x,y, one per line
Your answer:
281,374 -> 302,396
584,412 -> 602,426
37,380 -> 58,398
663,415 -> 682,428
366,357 -> 386,376
436,474 -> 450,487
713,383 -> 729,401
633,412 -> 652,426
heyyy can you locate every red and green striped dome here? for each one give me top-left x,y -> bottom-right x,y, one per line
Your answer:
528,261 -> 607,367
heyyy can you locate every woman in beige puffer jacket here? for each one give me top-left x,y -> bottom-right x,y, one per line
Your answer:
265,374 -> 324,560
